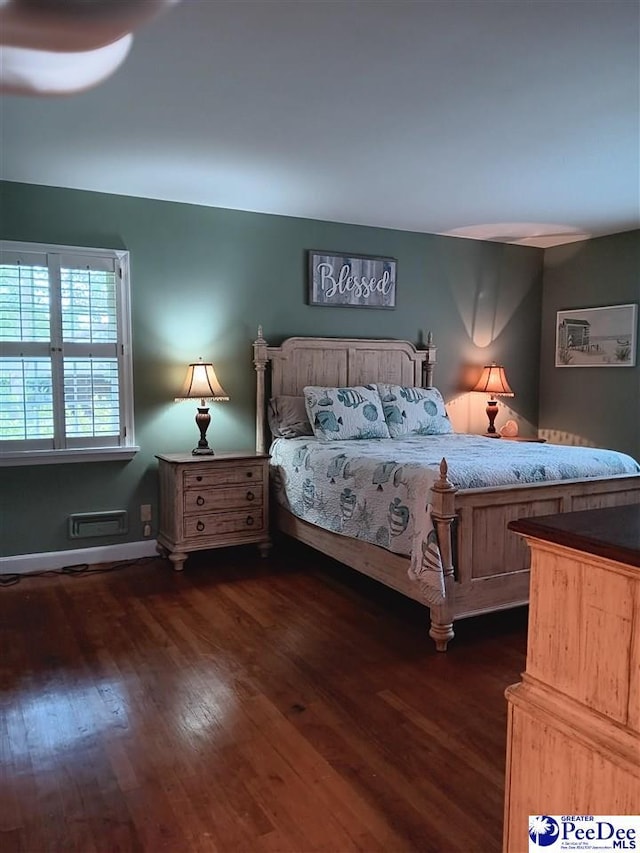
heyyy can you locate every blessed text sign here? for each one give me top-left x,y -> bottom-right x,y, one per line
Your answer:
308,251 -> 397,309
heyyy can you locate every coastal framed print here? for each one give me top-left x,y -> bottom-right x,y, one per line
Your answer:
555,303 -> 637,367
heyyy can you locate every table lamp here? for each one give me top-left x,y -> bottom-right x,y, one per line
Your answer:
471,363 -> 514,436
175,358 -> 229,454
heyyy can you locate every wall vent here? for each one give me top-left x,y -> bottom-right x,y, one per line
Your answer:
68,511 -> 128,539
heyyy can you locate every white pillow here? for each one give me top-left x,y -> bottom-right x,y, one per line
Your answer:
303,385 -> 390,441
377,384 -> 453,437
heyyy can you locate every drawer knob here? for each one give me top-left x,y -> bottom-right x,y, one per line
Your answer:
246,515 -> 254,526
196,475 -> 203,482
246,470 -> 253,477
246,490 -> 255,502
196,495 -> 205,506
196,520 -> 205,532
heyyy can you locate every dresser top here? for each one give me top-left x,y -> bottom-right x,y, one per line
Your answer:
509,504 -> 640,568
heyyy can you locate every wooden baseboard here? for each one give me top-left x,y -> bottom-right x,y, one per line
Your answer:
0,540 -> 158,575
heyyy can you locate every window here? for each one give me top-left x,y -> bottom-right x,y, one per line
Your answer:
0,241 -> 137,465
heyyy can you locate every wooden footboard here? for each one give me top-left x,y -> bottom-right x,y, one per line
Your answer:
431,474 -> 640,649
452,474 -> 640,620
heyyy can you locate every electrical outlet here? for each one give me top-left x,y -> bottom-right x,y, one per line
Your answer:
140,504 -> 152,522
143,522 -> 152,538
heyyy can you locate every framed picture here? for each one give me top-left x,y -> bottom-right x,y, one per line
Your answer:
308,250 -> 397,309
555,303 -> 638,367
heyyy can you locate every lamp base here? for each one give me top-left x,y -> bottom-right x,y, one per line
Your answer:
485,399 -> 499,435
193,406 -> 214,455
192,446 -> 214,456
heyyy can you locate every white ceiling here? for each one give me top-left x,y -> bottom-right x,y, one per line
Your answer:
2,0 -> 639,248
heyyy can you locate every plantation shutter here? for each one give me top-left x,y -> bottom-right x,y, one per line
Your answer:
1,243 -> 132,456
0,249 -> 53,446
59,253 -> 122,447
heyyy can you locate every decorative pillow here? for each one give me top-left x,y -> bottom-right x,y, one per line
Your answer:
268,396 -> 313,438
377,383 -> 453,437
303,385 -> 390,441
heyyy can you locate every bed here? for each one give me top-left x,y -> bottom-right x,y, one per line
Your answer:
253,328 -> 640,650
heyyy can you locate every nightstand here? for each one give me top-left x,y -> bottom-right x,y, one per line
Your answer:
156,451 -> 271,571
482,434 -> 547,442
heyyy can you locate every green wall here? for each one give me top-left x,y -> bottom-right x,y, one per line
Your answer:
1,181 -> 543,558
539,231 -> 640,459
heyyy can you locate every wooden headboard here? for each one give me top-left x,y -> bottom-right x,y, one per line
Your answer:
252,327 -> 437,453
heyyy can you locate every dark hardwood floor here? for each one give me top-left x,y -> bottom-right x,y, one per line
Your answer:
0,539 -> 527,852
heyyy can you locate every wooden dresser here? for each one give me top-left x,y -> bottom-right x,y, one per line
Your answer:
156,452 -> 271,571
503,504 -> 640,852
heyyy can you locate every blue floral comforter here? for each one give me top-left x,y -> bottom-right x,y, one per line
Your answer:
270,434 -> 639,605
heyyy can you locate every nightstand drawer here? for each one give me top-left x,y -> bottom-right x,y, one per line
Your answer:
184,508 -> 265,538
184,484 -> 262,514
183,463 -> 263,489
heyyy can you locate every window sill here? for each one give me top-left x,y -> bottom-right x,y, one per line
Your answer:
0,446 -> 140,467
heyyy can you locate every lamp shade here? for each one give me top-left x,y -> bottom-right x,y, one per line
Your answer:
175,360 -> 229,402
471,364 -> 514,397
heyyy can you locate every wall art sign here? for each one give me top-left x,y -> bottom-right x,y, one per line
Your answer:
308,250 -> 397,309
555,303 -> 638,367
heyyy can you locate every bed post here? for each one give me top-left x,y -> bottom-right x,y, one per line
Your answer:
253,325 -> 268,454
423,331 -> 437,389
429,458 -> 457,652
